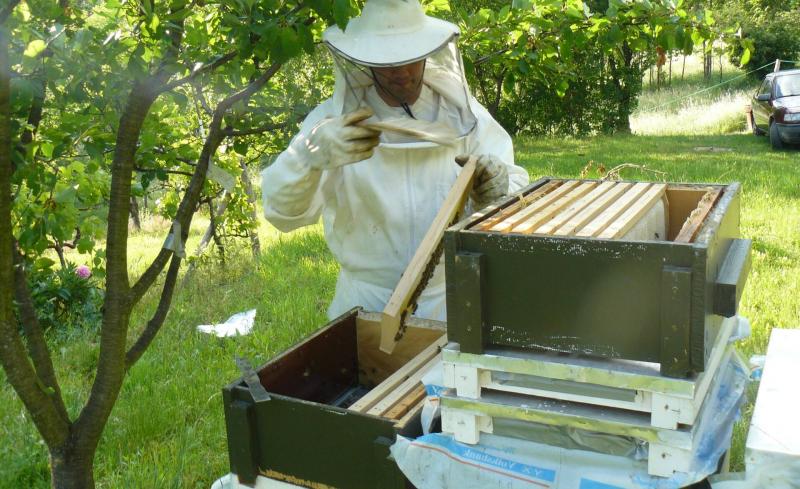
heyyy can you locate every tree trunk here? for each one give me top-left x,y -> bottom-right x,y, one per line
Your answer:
238,159 -> 261,258
608,49 -> 635,134
129,197 -> 141,232
209,201 -> 225,262
668,52 -> 672,87
50,447 -> 95,489
195,191 -> 230,258
682,55 -> 686,81
54,243 -> 66,268
657,64 -> 662,90
703,44 -> 713,82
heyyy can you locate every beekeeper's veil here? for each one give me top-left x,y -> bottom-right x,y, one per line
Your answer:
322,0 -> 477,144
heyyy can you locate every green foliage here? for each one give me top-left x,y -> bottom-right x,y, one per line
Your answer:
6,0 -> 346,275
453,0 -> 747,135
4,125 -> 799,484
24,262 -> 104,335
721,3 -> 800,79
2,0 -> 356,484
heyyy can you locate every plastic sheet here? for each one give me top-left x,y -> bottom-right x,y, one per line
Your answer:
162,221 -> 186,258
420,363 -> 444,435
392,353 -> 748,489
710,329 -> 800,489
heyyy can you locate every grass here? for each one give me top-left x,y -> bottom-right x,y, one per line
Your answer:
2,59 -> 799,487
515,132 -> 800,473
0,221 -> 338,488
633,54 -> 760,136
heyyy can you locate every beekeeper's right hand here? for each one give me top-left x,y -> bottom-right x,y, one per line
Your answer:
294,107 -> 381,171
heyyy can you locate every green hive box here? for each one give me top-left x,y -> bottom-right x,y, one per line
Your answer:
445,178 -> 751,378
222,308 -> 443,488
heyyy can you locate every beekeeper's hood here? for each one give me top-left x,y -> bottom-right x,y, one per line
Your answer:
322,0 -> 477,142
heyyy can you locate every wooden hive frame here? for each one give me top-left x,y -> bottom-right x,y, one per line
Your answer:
348,329 -> 446,423
475,179 -> 723,243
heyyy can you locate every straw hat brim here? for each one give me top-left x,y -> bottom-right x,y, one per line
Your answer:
323,17 -> 459,67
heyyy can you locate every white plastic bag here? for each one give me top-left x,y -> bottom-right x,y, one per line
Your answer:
197,309 -> 256,337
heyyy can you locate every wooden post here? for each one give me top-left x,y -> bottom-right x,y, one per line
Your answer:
681,55 -> 686,81
669,51 -> 673,87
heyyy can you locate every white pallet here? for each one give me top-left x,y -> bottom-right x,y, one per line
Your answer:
441,345 -> 735,478
443,315 -> 739,430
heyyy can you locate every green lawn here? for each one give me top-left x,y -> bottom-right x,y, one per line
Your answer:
2,131 -> 797,488
3,54 -> 800,487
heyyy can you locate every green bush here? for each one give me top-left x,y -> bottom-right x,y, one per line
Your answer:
724,6 -> 800,79
493,50 -> 648,136
24,263 -> 104,336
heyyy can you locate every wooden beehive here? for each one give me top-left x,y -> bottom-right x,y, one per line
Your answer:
222,308 -> 444,488
445,178 -> 751,378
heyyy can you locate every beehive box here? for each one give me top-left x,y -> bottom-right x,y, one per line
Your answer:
445,178 -> 751,378
222,308 -> 444,488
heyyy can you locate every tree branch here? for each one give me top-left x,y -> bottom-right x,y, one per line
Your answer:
125,255 -> 181,369
161,51 -> 237,92
0,24 -> 69,449
74,13 -> 188,450
223,120 -> 291,137
192,82 -> 213,116
129,60 -> 283,306
21,75 -> 45,146
13,249 -> 70,424
218,60 -> 282,114
134,166 -> 195,177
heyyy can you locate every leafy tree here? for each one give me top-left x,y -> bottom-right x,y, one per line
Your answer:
720,0 -> 800,79
453,0 -> 746,134
0,1 -> 355,487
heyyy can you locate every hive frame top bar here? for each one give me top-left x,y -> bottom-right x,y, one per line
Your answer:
460,177 -> 734,245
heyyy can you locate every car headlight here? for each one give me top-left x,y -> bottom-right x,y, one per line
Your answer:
785,112 -> 800,122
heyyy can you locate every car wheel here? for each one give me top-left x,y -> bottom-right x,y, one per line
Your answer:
769,121 -> 784,150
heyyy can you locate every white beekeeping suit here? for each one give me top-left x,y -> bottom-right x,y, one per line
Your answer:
262,0 -> 529,321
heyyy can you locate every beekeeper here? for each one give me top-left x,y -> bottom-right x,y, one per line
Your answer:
261,0 -> 529,321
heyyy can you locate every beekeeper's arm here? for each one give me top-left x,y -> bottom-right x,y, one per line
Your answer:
261,105 -> 380,232
462,99 -> 529,210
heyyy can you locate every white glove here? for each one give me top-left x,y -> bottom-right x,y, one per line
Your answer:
457,154 -> 510,210
293,107 -> 381,171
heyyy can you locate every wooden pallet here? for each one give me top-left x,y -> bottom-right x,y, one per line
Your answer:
442,315 -> 739,430
477,180 -> 674,238
347,334 -> 446,422
441,342 -> 739,478
441,381 -> 708,478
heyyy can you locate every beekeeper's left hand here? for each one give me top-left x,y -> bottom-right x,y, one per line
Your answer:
457,154 -> 510,210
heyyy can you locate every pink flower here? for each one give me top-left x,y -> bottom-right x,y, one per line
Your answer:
75,265 -> 91,279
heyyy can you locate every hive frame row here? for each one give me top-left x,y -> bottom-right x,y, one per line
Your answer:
477,179 -> 721,244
